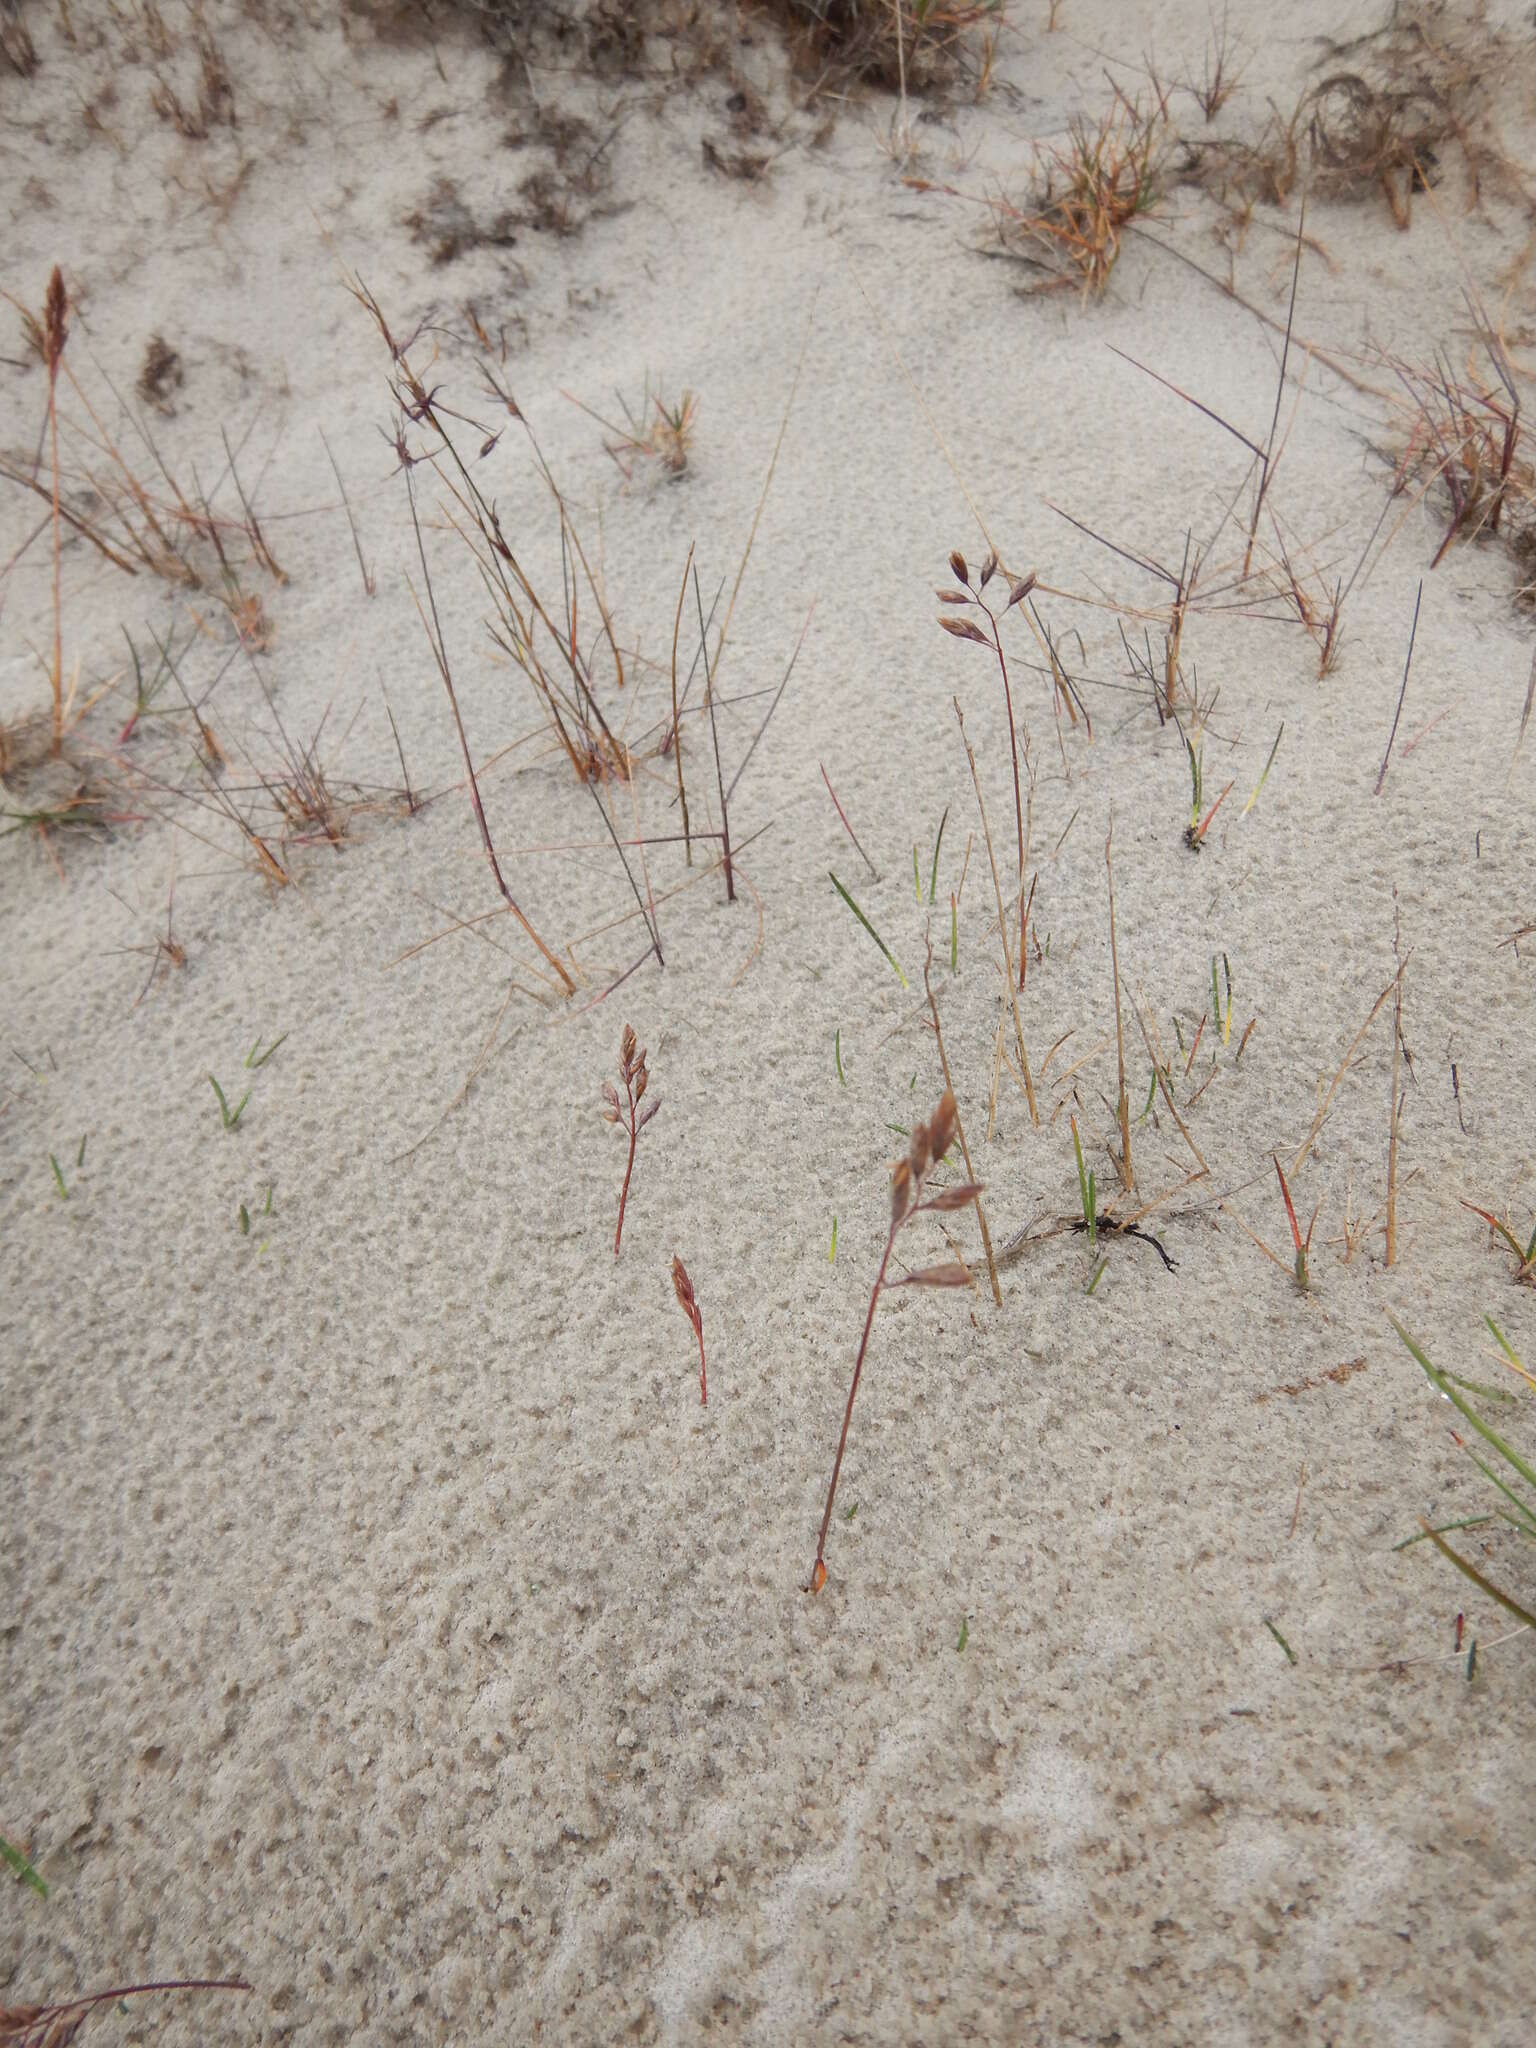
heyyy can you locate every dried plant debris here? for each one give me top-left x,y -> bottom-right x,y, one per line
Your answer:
1382,308 -> 1533,573
405,175 -> 520,264
0,0 -> 37,77
136,333 -> 184,414
762,0 -> 1004,95
1180,2 -> 1527,223
986,95 -> 1165,297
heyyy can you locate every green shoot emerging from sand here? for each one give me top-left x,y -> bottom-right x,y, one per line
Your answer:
0,1832 -> 47,1897
206,1073 -> 251,1130
1460,1200 -> 1536,1286
809,1090 -> 980,1594
671,1255 -> 707,1406
1390,1316 -> 1536,1634
601,1025 -> 659,1256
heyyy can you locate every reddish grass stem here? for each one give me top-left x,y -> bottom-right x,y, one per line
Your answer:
603,1024 -> 658,1255
811,1091 -> 979,1591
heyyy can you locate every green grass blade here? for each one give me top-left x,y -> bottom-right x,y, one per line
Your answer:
834,1028 -> 845,1087
1390,1316 -> 1536,1498
1242,719 -> 1284,817
829,872 -> 907,987
1393,1514 -> 1494,1552
1,1834 -> 48,1897
244,1031 -> 288,1070
49,1154 -> 67,1201
1464,1450 -> 1536,1534
928,804 -> 948,904
1415,1521 -> 1536,1632
1263,1618 -> 1296,1665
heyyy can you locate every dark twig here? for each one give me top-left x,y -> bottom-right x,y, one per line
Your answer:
1374,579 -> 1422,796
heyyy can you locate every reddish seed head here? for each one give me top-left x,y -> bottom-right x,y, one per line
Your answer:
810,1560 -> 827,1594
948,549 -> 969,586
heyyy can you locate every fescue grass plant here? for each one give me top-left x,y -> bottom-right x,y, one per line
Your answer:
810,1089 -> 980,1593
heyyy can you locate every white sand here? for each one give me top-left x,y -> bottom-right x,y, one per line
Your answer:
3,1 -> 1535,2040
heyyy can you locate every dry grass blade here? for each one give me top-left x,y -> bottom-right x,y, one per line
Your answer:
810,1088 -> 979,1594
923,937 -> 1001,1306
43,266 -> 67,755
1292,964 -> 1406,1176
988,94 -> 1165,297
1105,819 -> 1132,1190
0,1980 -> 250,2048
954,696 -> 1038,1124
403,472 -> 576,996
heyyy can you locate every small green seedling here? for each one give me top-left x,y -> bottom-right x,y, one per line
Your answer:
75,1134 -> 86,1167
1211,953 -> 1233,1046
829,871 -> 907,987
1264,1618 -> 1297,1665
49,1153 -> 68,1201
1460,1200 -> 1536,1283
1138,1066 -> 1158,1122
835,1028 -> 846,1086
1242,720 -> 1283,816
843,1501 -> 858,1522
244,1032 -> 288,1070
207,1073 -> 252,1129
0,1833 -> 48,1898
238,1204 -> 250,1235
1071,1115 -> 1097,1250
928,805 -> 947,903
1274,1154 -> 1316,1291
1084,1255 -> 1108,1297
956,1617 -> 969,1652
1182,730 -> 1234,849
828,1215 -> 838,1263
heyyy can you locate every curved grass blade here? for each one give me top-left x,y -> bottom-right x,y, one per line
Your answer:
829,872 -> 907,987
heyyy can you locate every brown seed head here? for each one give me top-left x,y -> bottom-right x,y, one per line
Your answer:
927,1089 -> 957,1165
979,550 -> 998,588
890,1157 -> 914,1226
620,1022 -> 636,1069
948,549 -> 969,586
810,1559 -> 827,1594
672,1253 -> 695,1314
907,1123 -> 932,1182
43,265 -> 68,380
1006,572 -> 1038,610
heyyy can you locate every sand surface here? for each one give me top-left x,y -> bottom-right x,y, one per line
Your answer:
4,1 -> 1536,2041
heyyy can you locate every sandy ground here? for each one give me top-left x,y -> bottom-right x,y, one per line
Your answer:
4,1 -> 1536,2041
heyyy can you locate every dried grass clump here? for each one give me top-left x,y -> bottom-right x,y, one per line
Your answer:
988,93 -> 1165,297
1304,70 -> 1450,228
763,0 -> 1003,96
1180,4 -> 1520,225
1383,314 -> 1532,571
